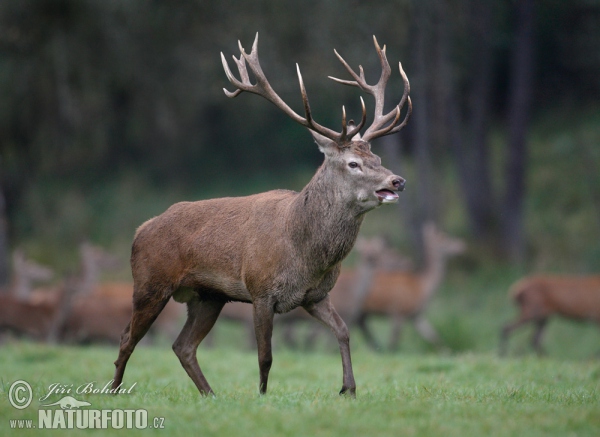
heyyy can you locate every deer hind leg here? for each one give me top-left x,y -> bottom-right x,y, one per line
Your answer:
112,285 -> 171,391
356,312 -> 382,351
172,298 -> 225,396
388,314 -> 406,352
304,295 -> 356,397
413,315 -> 443,347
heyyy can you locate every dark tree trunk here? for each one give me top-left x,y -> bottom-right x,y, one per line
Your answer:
412,0 -> 435,228
502,0 -> 536,262
451,0 -> 496,241
0,188 -> 9,286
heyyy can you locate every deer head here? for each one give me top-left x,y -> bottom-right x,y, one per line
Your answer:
422,222 -> 467,258
221,33 -> 411,215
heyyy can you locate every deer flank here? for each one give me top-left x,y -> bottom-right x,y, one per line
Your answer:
500,275 -> 600,355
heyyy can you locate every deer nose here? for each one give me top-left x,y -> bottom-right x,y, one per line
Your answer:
392,177 -> 406,191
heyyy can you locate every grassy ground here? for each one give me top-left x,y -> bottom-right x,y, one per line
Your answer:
2,266 -> 600,436
1,333 -> 599,437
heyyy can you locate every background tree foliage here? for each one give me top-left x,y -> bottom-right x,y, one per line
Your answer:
0,0 -> 599,281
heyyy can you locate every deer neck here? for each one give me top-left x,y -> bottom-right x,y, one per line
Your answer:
289,164 -> 365,272
11,274 -> 31,300
420,244 -> 447,301
79,257 -> 100,295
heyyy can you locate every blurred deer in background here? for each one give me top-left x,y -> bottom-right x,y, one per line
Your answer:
29,242 -> 121,306
39,242 -> 123,342
30,242 -> 183,344
112,33 -> 411,397
499,275 -> 600,356
357,222 -> 466,351
62,283 -> 184,344
0,250 -> 55,340
1,249 -> 54,299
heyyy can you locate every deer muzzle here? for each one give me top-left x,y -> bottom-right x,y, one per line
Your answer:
376,176 -> 405,204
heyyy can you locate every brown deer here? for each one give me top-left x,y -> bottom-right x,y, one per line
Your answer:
356,223 -> 466,351
61,283 -> 184,344
28,244 -> 182,344
0,250 -> 55,340
2,250 -> 54,299
111,33 -> 411,398
499,275 -> 600,356
29,242 -> 121,307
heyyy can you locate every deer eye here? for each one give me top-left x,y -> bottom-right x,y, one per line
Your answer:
348,162 -> 359,169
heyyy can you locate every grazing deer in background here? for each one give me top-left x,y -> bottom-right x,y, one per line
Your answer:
357,223 -> 465,351
499,275 -> 600,356
112,33 -> 411,398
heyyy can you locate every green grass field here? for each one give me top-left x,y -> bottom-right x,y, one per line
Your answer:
2,266 -> 600,436
1,324 -> 599,437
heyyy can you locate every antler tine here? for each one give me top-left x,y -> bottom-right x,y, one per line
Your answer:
222,33 -> 348,143
328,35 -> 411,142
362,62 -> 411,140
347,97 -> 367,138
296,64 -> 343,140
340,106 -> 347,142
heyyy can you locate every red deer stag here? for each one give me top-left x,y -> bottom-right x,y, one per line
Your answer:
499,275 -> 600,356
112,33 -> 411,397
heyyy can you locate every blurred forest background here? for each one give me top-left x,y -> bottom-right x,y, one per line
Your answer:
0,0 -> 599,282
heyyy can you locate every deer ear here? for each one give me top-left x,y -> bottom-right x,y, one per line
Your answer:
309,130 -> 338,155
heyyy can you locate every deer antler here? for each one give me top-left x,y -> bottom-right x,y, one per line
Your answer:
221,33 -> 366,144
328,35 -> 412,142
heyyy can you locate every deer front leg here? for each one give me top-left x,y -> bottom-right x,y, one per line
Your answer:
304,295 -> 356,397
499,315 -> 532,356
253,298 -> 275,394
413,315 -> 442,347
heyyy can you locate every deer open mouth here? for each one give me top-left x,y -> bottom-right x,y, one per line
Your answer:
376,189 -> 399,203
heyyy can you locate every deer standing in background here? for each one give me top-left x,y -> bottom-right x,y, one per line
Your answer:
112,33 -> 411,398
29,242 -> 121,307
499,275 -> 600,356
62,283 -> 184,344
357,223 -> 465,351
2,250 -> 54,299
0,251 -> 55,340
29,243 -> 182,344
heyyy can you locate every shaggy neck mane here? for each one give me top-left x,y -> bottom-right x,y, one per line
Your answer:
288,162 -> 365,273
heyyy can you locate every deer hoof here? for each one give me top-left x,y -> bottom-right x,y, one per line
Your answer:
339,386 -> 356,398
